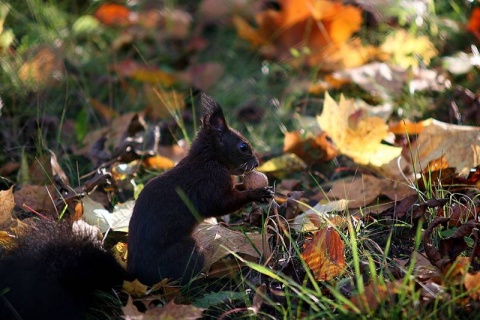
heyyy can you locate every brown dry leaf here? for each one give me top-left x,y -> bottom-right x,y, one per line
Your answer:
328,175 -> 382,208
283,131 -> 338,165
28,151 -> 69,186
301,226 -> 345,281
0,162 -> 20,176
94,3 -> 131,26
251,283 -> 266,314
193,220 -> 271,272
349,280 -> 403,313
327,175 -> 416,208
124,279 -> 150,297
293,199 -> 350,232
444,257 -> 471,286
14,185 -> 58,217
78,112 -> 139,158
409,119 -> 480,178
465,271 -> 480,300
122,296 -> 145,319
317,92 -> 402,168
18,46 -> 64,89
144,300 -> 204,319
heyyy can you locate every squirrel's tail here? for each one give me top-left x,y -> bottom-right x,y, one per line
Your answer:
0,220 -> 126,320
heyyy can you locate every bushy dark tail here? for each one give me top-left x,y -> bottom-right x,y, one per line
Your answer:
0,220 -> 126,320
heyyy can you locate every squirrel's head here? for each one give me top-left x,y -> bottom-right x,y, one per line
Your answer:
199,93 -> 259,175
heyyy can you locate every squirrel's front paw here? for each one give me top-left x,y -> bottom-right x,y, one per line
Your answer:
250,186 -> 274,203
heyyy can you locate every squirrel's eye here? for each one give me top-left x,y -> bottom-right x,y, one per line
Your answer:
238,142 -> 249,153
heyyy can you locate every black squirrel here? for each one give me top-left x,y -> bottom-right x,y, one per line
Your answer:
127,93 -> 273,285
0,93 -> 271,319
0,220 -> 127,320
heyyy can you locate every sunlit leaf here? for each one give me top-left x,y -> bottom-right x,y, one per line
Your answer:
257,153 -> 307,177
94,3 -> 131,26
381,29 -> 437,68
467,8 -> 480,33
233,0 -> 365,68
283,131 -> 338,165
317,92 -> 402,167
301,226 -> 346,281
410,119 -> 480,178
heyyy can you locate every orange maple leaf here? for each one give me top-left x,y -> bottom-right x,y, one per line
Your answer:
94,3 -> 131,26
234,0 -> 364,68
301,226 -> 346,281
467,8 -> 480,33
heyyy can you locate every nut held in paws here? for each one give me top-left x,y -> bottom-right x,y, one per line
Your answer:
243,170 -> 269,189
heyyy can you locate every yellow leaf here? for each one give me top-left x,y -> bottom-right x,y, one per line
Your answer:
317,92 -> 402,167
381,29 -> 437,68
257,153 -> 307,177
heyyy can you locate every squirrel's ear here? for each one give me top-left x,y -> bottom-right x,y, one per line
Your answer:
201,93 -> 228,132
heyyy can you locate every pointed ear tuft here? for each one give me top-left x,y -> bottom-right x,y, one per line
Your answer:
201,93 -> 228,132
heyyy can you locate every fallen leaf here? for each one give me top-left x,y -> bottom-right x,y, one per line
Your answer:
144,300 -> 204,318
467,8 -> 480,34
193,220 -> 271,272
381,29 -> 437,68
410,119 -> 480,178
293,199 -> 350,232
14,185 -> 58,217
94,3 -> 131,26
257,153 -> 307,177
0,187 -> 15,228
283,131 -> 338,165
331,62 -> 445,100
349,280 -> 403,313
464,271 -> 480,300
317,92 -> 402,168
233,0 -> 364,68
301,226 -> 346,281
389,119 -> 425,135
122,296 -> 145,319
327,175 -> 416,208
18,46 -> 64,89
